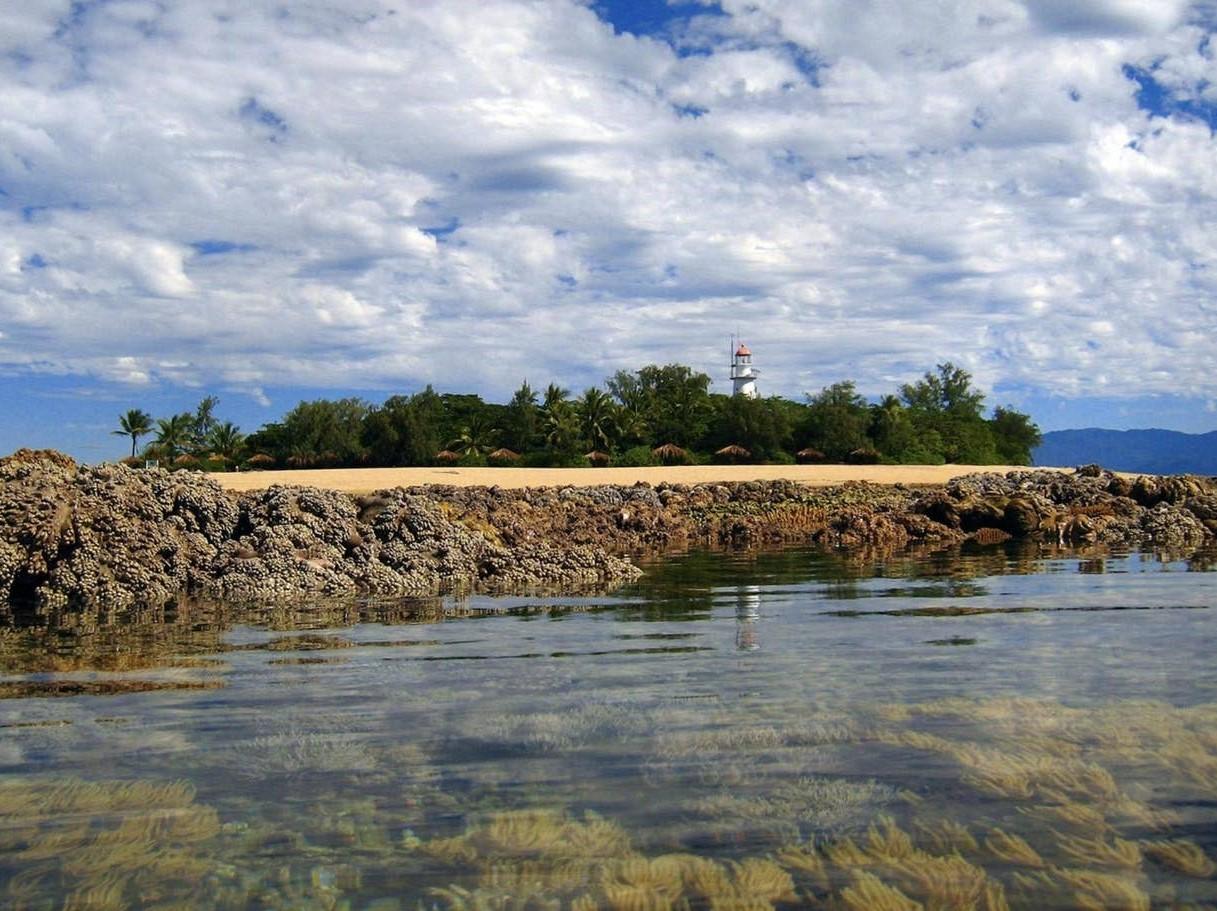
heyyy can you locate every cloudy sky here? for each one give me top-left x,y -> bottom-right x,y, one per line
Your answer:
2,0 -> 1216,458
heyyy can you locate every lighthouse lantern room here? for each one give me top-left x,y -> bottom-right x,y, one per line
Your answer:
730,338 -> 759,399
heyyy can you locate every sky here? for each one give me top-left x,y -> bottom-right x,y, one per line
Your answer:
1,0 -> 1216,460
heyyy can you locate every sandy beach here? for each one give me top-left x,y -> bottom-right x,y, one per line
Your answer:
209,463 -> 1056,495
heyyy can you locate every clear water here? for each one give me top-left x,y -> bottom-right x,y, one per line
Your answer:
2,544 -> 1216,910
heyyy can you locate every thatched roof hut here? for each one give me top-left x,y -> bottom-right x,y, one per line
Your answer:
796,447 -> 827,464
244,453 -> 276,470
434,449 -> 462,464
714,444 -> 752,464
488,447 -> 520,463
584,450 -> 611,466
651,443 -> 690,465
845,447 -> 882,465
173,453 -> 200,467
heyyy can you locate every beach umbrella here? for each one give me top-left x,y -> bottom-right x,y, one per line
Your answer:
796,447 -> 827,464
434,450 -> 462,464
488,448 -> 521,463
651,443 -> 690,465
714,444 -> 752,463
244,453 -> 276,470
584,450 -> 611,466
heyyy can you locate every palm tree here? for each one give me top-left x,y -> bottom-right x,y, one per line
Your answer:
577,388 -> 619,452
192,395 -> 220,447
447,417 -> 498,456
208,421 -> 245,466
543,402 -> 581,455
112,409 -> 154,458
152,414 -> 194,462
542,383 -> 569,414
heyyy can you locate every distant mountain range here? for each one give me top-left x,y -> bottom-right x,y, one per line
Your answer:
1033,428 -> 1217,475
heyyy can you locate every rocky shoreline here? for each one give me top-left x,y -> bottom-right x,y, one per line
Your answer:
1,449 -> 1214,613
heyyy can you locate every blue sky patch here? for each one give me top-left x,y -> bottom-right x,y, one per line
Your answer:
239,96 -> 288,139
421,218 -> 460,241
1124,63 -> 1217,132
592,1 -> 723,39
191,240 -> 255,256
673,103 -> 708,119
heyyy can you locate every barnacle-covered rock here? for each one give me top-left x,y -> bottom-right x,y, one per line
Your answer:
1,453 -> 1213,612
912,467 -> 1217,551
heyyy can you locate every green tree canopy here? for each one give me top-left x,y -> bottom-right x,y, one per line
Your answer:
152,414 -> 194,461
361,387 -> 446,466
801,381 -> 871,461
607,364 -> 712,447
576,387 -> 620,452
447,415 -> 499,457
191,395 -> 221,447
262,398 -> 370,467
703,395 -> 791,460
207,421 -> 245,466
990,406 -> 1042,465
900,362 -> 986,419
501,381 -> 540,452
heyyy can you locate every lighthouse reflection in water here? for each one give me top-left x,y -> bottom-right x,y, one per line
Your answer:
735,584 -> 762,651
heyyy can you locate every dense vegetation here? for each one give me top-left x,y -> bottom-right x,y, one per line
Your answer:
117,363 -> 1040,470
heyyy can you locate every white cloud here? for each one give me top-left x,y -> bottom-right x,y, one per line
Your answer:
0,0 -> 1213,414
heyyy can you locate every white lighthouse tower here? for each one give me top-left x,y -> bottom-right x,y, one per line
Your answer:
730,338 -> 759,398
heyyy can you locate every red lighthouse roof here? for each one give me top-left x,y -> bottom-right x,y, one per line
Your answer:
735,343 -> 751,357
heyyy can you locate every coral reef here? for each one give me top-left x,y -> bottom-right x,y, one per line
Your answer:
2,453 -> 1214,610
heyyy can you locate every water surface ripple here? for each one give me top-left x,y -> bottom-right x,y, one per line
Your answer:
2,544 -> 1216,910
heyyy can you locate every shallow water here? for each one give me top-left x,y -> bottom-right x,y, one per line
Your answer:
2,544 -> 1216,910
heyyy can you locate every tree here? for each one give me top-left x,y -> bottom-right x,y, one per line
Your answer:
152,414 -> 194,461
990,406 -> 1042,465
576,387 -> 619,452
208,421 -> 245,466
900,364 -> 998,464
362,386 -> 451,466
704,395 -> 791,460
113,409 -> 154,458
607,364 -> 712,447
900,362 -> 986,419
867,395 -> 942,463
801,381 -> 871,460
447,415 -> 499,457
542,400 -> 581,462
191,395 -> 221,446
437,393 -> 502,452
542,383 -> 570,414
502,381 -> 540,453
270,398 -> 369,466
605,370 -> 650,446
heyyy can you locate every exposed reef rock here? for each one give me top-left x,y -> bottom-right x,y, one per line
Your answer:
911,467 -> 1216,551
1,453 -> 1214,611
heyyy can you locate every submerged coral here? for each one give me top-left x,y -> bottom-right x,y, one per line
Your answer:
0,776 -> 220,910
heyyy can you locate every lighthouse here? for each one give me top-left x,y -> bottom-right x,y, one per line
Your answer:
730,339 -> 759,398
